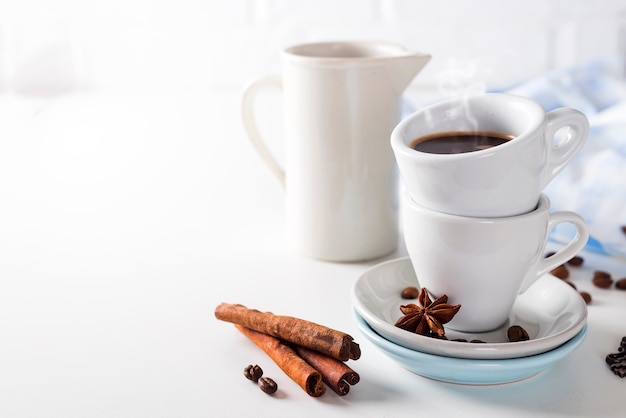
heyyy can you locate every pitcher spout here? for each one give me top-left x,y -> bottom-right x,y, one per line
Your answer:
387,52 -> 431,94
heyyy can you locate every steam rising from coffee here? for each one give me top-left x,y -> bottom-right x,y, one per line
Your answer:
436,58 -> 487,97
435,58 -> 488,133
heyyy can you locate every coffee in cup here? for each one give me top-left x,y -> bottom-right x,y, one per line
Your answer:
410,131 -> 515,154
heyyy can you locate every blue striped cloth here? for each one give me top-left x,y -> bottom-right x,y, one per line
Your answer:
508,59 -> 626,257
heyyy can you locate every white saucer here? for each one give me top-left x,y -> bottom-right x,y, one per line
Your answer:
352,257 -> 587,359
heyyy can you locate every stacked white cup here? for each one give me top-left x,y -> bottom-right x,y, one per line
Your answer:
391,93 -> 590,332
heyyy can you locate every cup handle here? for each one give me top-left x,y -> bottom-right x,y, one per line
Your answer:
542,108 -> 589,187
240,75 -> 285,188
518,210 -> 589,294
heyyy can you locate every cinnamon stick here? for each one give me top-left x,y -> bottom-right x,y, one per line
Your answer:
235,324 -> 326,397
215,303 -> 360,361
293,345 -> 360,396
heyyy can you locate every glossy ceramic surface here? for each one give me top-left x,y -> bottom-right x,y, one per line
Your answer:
241,41 -> 430,261
402,194 -> 588,332
390,93 -> 589,217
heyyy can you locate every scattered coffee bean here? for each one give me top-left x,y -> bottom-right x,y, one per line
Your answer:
244,364 -> 263,382
567,255 -> 584,266
606,337 -> 626,378
593,277 -> 614,288
507,325 -> 530,342
401,286 -> 420,299
564,280 -> 577,290
621,225 -> 626,235
551,264 -> 569,279
579,291 -> 592,304
258,377 -> 278,394
615,278 -> 626,290
592,271 -> 614,289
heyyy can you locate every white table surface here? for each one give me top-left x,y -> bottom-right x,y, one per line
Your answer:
0,91 -> 624,418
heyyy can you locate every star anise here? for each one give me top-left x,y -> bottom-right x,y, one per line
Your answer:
394,287 -> 461,337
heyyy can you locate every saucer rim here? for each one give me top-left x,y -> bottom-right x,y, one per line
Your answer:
352,256 -> 587,359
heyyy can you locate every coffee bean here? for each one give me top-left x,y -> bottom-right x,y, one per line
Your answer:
615,278 -> 626,290
606,337 -> 626,378
401,286 -> 420,299
621,225 -> 626,235
594,270 -> 611,279
551,264 -> 569,279
579,291 -> 592,304
507,325 -> 530,342
592,273 -> 614,289
567,255 -> 584,266
258,377 -> 278,394
244,364 -> 263,382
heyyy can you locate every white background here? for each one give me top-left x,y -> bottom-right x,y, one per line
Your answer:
0,0 -> 625,96
1,2 -> 626,417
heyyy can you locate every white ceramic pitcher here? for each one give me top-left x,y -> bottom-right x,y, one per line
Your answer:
242,41 -> 430,262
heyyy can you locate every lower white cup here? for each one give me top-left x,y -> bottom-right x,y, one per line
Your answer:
402,193 -> 589,332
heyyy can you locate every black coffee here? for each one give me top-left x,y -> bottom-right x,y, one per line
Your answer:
410,131 -> 515,154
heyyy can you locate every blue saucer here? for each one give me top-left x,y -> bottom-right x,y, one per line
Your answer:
354,310 -> 587,385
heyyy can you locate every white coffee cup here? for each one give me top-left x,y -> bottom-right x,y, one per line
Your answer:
391,93 -> 589,217
241,41 -> 430,261
402,193 -> 588,332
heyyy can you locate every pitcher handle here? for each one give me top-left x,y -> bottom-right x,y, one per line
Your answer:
542,108 -> 589,188
518,210 -> 589,294
241,75 -> 285,188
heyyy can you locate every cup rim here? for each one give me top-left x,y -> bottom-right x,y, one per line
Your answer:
391,93 -> 546,160
404,192 -> 550,221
